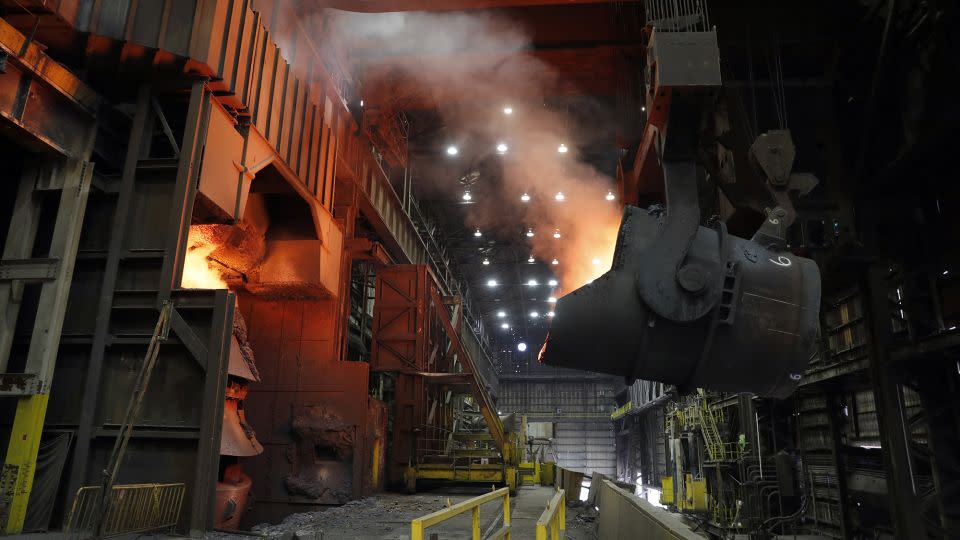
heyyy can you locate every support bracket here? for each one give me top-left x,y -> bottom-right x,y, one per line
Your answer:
0,258 -> 60,282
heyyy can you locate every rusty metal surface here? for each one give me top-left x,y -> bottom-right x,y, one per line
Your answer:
221,385 -> 264,457
372,265 -> 507,485
214,465 -> 253,529
371,265 -> 430,372
238,295 -> 376,525
0,17 -> 98,156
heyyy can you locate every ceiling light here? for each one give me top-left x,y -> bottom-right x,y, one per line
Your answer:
547,296 -> 557,303
497,310 -> 506,318
482,258 -> 490,265
606,191 -> 616,201
474,228 -> 482,237
641,105 -> 646,112
527,279 -> 538,287
526,229 -> 535,238
360,100 -> 365,107
446,145 -> 459,156
554,192 -> 565,202
547,311 -> 555,317
592,257 -> 601,265
496,142 -> 508,154
487,279 -> 498,287
548,279 -> 558,286
943,270 -> 950,276
517,342 -> 527,352
503,106 -> 513,115
557,143 -> 568,153
553,230 -> 561,239
462,191 -> 472,201
501,323 -> 510,329
528,255 -> 535,263
530,311 -> 540,318
521,192 -> 531,202
551,258 -> 559,265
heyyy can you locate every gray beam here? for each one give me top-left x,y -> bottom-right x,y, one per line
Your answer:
0,259 -> 60,282
865,265 -> 928,537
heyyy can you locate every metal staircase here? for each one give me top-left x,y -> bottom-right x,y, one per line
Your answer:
696,398 -> 726,461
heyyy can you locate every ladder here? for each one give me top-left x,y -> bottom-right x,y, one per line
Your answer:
691,396 -> 726,461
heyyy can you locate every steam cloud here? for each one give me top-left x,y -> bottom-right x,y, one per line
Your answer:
326,9 -> 622,292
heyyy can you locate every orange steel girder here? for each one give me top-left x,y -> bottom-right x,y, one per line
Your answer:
371,265 -> 505,484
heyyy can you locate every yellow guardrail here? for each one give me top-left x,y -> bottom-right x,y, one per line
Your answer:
410,486 -> 511,540
64,482 -> 185,539
611,401 -> 633,420
535,488 -> 566,540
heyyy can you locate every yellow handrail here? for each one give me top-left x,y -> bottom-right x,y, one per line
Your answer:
535,488 -> 566,540
611,401 -> 633,420
410,486 -> 511,540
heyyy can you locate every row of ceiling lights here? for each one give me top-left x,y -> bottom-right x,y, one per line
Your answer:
481,254 -> 602,267
520,191 -> 617,202
445,106 -> 570,159
473,227 -> 565,239
483,256 -> 560,265
447,141 -> 568,157
485,278 -> 559,288
466,190 -> 616,203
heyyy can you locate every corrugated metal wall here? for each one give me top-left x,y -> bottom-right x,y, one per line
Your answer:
499,378 -> 620,477
553,421 -> 617,477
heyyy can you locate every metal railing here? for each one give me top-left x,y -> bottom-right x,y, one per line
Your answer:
411,486 -> 512,540
64,483 -> 185,539
644,0 -> 711,32
536,488 -> 566,540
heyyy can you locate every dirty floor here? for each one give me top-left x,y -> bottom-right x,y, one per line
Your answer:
208,485 -> 598,539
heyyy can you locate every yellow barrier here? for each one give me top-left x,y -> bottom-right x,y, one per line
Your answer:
535,488 -> 566,540
410,486 -> 511,540
611,400 -> 633,420
64,482 -> 185,539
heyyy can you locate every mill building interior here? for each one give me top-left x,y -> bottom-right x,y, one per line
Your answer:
0,0 -> 958,538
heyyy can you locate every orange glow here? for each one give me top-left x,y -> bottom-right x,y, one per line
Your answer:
560,215 -> 619,290
181,228 -> 228,289
524,177 -> 622,291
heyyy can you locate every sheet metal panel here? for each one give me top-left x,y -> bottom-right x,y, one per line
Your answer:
239,296 -> 373,524
253,39 -> 278,136
370,266 -> 429,373
278,73 -> 296,161
267,60 -> 287,148
237,9 -> 264,111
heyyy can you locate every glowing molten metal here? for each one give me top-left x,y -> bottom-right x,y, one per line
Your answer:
181,229 -> 228,289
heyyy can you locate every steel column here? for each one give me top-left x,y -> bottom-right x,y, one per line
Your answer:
191,290 -> 234,534
864,264 -> 926,537
0,157 -> 94,533
65,84 -> 153,505
158,79 -> 211,301
0,166 -> 44,374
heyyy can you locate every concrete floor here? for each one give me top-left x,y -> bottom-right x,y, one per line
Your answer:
208,485 -> 596,539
